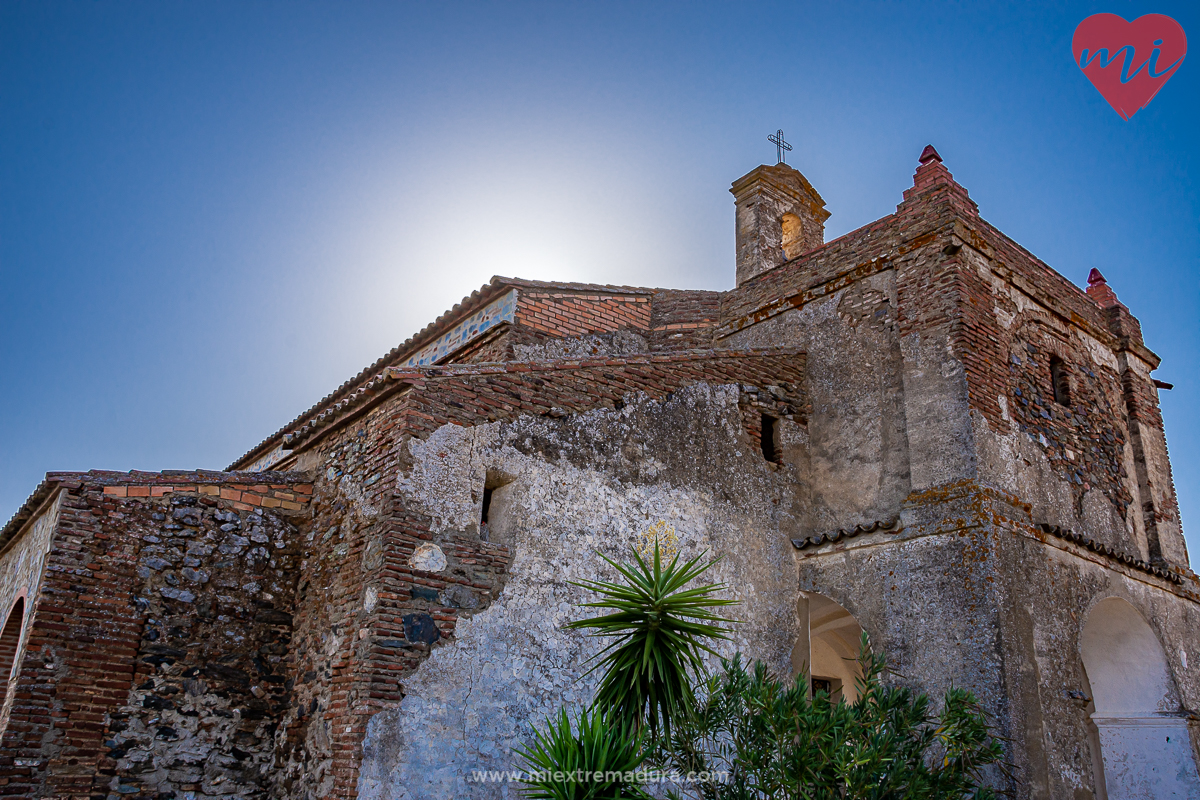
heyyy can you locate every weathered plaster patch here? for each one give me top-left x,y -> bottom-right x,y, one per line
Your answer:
358,385 -> 800,800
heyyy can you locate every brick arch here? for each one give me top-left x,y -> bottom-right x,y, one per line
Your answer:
1007,312 -> 1072,358
1007,315 -> 1128,430
0,596 -> 26,732
1009,316 -> 1079,408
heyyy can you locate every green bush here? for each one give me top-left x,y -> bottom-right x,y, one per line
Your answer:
656,646 -> 1003,799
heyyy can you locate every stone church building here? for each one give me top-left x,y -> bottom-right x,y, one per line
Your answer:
1,146 -> 1197,799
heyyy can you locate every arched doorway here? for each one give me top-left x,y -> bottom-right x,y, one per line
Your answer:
0,598 -> 25,736
1080,597 -> 1200,799
793,592 -> 864,703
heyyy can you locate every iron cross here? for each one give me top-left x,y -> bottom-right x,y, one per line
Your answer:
768,129 -> 792,164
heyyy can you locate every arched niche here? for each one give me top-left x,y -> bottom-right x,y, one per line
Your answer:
792,592 -> 863,703
0,598 -> 26,737
1080,597 -> 1200,799
781,213 -> 805,261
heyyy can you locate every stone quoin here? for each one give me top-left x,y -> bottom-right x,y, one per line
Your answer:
1,148 -> 1197,799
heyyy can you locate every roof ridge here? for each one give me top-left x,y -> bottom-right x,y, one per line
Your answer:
494,276 -> 655,294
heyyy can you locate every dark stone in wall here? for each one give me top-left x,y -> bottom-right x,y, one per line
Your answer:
410,586 -> 439,602
403,613 -> 441,645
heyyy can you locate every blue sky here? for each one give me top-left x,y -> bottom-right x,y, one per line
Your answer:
2,2 -> 1197,560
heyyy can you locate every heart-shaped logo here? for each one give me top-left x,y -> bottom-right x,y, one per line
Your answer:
1072,13 -> 1187,119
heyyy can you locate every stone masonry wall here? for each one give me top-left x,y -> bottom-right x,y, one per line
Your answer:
0,472 -> 310,800
106,490 -> 305,799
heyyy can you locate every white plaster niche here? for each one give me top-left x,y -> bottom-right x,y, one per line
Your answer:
793,592 -> 864,704
1080,596 -> 1200,799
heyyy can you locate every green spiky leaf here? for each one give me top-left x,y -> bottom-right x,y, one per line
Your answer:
517,706 -> 652,799
567,541 -> 738,735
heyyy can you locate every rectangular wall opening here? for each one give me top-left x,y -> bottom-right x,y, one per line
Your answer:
481,487 -> 494,526
479,469 -> 515,542
761,414 -> 781,463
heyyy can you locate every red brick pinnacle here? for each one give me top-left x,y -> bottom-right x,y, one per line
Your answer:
901,144 -> 977,217
1085,268 -> 1122,309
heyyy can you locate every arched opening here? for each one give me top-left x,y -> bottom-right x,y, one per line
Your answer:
793,592 -> 864,704
0,598 -> 25,735
1050,355 -> 1071,406
781,213 -> 805,261
1080,597 -> 1200,799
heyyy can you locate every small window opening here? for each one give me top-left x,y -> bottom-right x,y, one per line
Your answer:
811,677 -> 833,696
479,468 -> 516,542
1050,356 -> 1071,406
481,487 -> 494,525
761,414 -> 782,463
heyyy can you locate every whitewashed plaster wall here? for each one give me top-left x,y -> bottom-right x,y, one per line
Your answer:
358,384 -> 803,800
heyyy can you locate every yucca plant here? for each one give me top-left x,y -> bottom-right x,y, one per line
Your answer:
566,541 -> 738,735
517,706 -> 652,800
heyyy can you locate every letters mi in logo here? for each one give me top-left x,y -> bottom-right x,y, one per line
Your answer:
1073,14 -> 1187,119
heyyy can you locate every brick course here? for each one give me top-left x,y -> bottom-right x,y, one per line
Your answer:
515,292 -> 651,338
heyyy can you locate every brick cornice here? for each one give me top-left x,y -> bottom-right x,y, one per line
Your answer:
795,479 -> 1198,603
0,469 -> 312,554
277,347 -> 806,453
